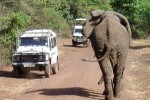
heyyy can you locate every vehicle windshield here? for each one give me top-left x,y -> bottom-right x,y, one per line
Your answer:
20,37 -> 48,46
75,29 -> 82,33
75,19 -> 86,25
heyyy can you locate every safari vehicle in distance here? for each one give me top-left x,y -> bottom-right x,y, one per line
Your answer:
11,29 -> 59,78
72,18 -> 90,47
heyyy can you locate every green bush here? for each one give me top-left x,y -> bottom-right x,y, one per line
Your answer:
110,0 -> 149,38
0,12 -> 31,64
0,0 -> 149,66
43,8 -> 70,30
140,2 -> 150,37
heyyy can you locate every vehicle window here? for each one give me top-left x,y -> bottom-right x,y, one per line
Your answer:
53,38 -> 56,47
51,38 -> 54,48
51,37 -> 57,48
76,20 -> 86,25
20,37 -> 48,46
49,39 -> 51,49
75,29 -> 82,33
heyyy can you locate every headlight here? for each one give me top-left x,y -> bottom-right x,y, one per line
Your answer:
12,55 -> 20,62
38,55 -> 46,62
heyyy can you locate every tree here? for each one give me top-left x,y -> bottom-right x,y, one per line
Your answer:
0,12 -> 31,64
110,0 -> 145,38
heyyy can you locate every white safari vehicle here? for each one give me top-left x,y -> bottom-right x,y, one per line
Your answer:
72,18 -> 89,47
12,29 -> 59,78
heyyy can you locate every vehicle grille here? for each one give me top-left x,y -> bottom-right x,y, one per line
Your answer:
21,54 -> 38,62
76,36 -> 85,42
77,36 -> 83,39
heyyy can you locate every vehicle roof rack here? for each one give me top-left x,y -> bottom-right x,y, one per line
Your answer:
75,18 -> 86,21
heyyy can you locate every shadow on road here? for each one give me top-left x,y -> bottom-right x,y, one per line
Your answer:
63,44 -> 86,48
0,70 -> 14,77
130,45 -> 150,50
63,44 -> 73,47
26,87 -> 104,100
0,70 -> 44,79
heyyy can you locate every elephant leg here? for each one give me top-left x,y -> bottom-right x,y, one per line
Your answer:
99,58 -> 114,100
102,79 -> 114,96
113,53 -> 126,98
98,75 -> 107,95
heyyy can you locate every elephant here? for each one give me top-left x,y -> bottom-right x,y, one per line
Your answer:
82,10 -> 132,100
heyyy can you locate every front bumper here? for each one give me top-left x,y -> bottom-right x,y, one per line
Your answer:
73,38 -> 86,42
12,61 -> 49,67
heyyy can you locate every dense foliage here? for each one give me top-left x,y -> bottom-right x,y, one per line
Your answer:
0,12 -> 31,64
111,0 -> 150,37
0,0 -> 149,66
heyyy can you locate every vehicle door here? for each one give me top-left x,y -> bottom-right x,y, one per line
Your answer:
49,37 -> 58,64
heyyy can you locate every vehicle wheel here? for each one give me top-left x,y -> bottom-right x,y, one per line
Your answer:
72,40 -> 77,47
58,62 -> 60,70
45,62 -> 51,78
22,70 -> 30,77
13,67 -> 21,78
52,63 -> 59,74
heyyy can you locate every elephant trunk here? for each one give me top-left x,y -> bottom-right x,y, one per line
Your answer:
97,19 -> 113,62
82,19 -> 113,62
97,46 -> 112,61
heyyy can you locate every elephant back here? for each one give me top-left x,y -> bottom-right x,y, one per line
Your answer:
107,19 -> 130,51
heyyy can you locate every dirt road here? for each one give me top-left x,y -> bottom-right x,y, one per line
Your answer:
0,39 -> 150,100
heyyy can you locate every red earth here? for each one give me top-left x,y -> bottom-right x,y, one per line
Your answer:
0,38 -> 149,100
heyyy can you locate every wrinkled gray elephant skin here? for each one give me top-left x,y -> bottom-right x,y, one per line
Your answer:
83,10 -> 131,100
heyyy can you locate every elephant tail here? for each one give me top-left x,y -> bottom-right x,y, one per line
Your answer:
98,75 -> 104,85
82,45 -> 112,62
82,45 -> 111,62
97,46 -> 111,61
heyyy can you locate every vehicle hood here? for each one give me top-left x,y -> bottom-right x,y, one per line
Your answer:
16,46 -> 50,53
73,33 -> 83,36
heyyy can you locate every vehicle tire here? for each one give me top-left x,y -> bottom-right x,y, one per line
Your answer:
45,62 -> 51,78
58,62 -> 60,70
52,63 -> 59,74
72,40 -> 77,47
13,67 -> 21,78
22,70 -> 30,77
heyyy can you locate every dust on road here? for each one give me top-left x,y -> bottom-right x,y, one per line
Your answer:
122,40 -> 150,100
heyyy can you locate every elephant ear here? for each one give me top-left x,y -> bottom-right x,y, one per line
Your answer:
90,10 -> 107,26
82,10 -> 105,39
91,10 -> 105,18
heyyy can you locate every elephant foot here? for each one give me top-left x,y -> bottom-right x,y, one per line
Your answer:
114,92 -> 121,98
113,83 -> 124,98
105,95 -> 114,100
102,90 -> 107,95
